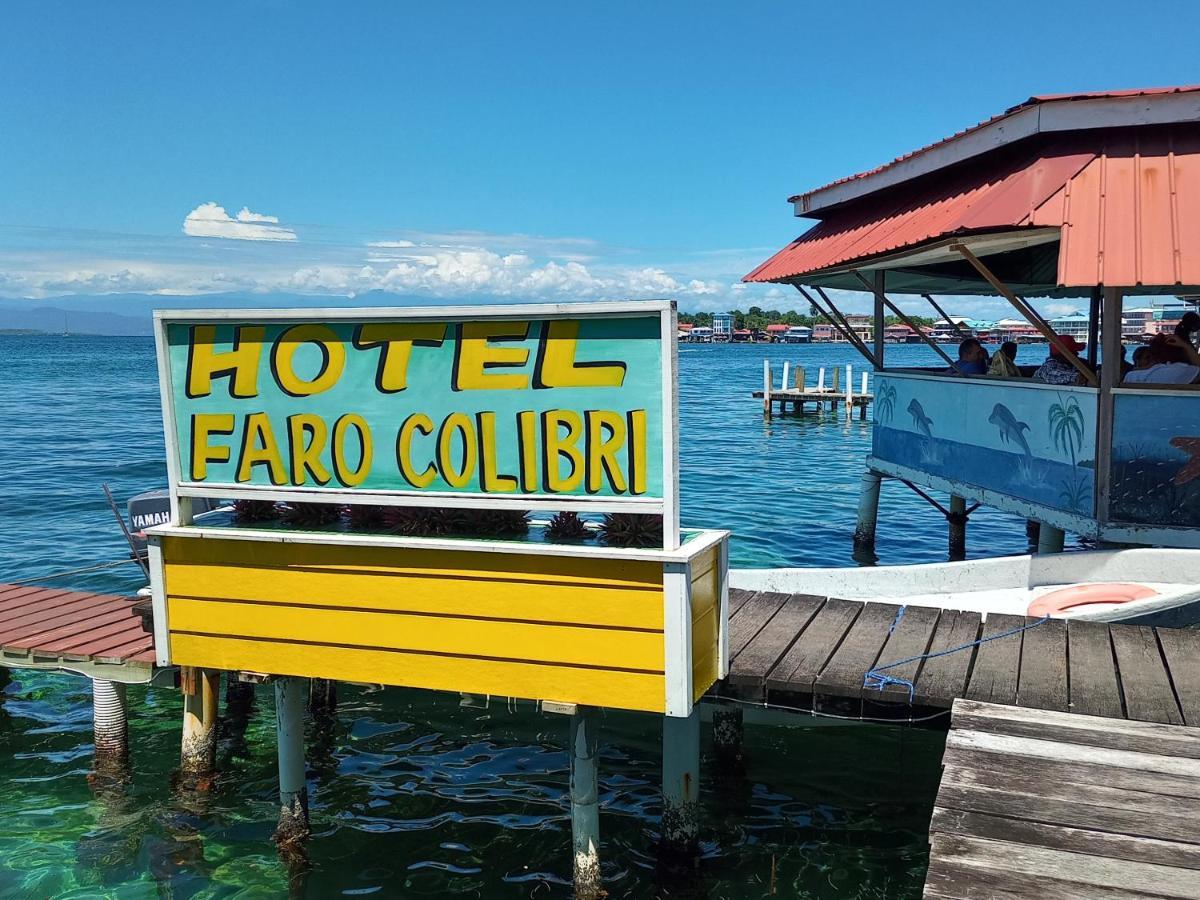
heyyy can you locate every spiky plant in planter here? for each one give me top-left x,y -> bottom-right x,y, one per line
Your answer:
279,502 -> 342,528
472,509 -> 530,537
384,506 -> 470,537
344,504 -> 388,532
599,513 -> 664,548
545,510 -> 589,541
232,499 -> 279,523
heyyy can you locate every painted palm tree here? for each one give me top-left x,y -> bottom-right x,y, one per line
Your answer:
876,381 -> 897,424
1048,394 -> 1087,510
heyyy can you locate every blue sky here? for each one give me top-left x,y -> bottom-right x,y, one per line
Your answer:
2,1 -> 1198,315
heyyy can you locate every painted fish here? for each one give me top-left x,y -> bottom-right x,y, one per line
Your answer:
989,403 -> 1031,456
1170,436 -> 1200,485
907,399 -> 933,437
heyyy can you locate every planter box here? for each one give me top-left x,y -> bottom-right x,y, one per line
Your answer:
147,526 -> 729,717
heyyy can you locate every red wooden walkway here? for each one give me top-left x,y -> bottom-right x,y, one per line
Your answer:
0,583 -> 155,678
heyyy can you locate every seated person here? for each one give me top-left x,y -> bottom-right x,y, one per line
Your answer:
952,338 -> 989,375
987,341 -> 1021,377
1175,311 -> 1200,348
1033,336 -> 1086,385
1131,345 -> 1153,371
1123,334 -> 1200,385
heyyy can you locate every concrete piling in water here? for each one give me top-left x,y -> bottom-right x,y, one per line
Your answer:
91,679 -> 130,782
1025,519 -> 1041,552
711,706 -> 744,769
180,667 -> 219,790
948,495 -> 968,562
1038,524 -> 1066,554
853,471 -> 882,555
273,677 -> 310,850
569,706 -> 602,899
661,707 -> 701,858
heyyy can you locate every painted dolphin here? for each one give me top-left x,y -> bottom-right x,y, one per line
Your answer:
989,403 -> 1031,456
907,398 -> 933,437
1170,436 -> 1200,485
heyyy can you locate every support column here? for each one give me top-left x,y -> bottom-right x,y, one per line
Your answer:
570,706 -> 602,899
948,495 -> 968,562
711,706 -> 743,769
180,667 -> 219,790
92,679 -> 129,782
1038,524 -> 1066,554
223,676 -> 256,762
661,707 -> 701,856
274,677 -> 310,849
1025,520 -> 1041,553
853,471 -> 882,554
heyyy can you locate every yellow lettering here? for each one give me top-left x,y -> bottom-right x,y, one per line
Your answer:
476,412 -> 518,493
396,414 -> 437,489
186,325 -> 264,398
437,413 -> 477,488
354,323 -> 447,392
189,413 -> 235,481
628,409 -> 647,495
585,410 -> 627,493
534,320 -> 626,389
542,409 -> 584,493
517,410 -> 538,493
236,412 -> 287,485
272,324 -> 346,397
453,322 -> 530,390
331,414 -> 372,487
287,413 -> 331,486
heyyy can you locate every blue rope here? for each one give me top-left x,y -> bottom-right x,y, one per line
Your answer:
863,607 -> 1051,703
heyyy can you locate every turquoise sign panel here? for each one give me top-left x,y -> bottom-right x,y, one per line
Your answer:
872,373 -> 1097,516
164,313 -> 665,499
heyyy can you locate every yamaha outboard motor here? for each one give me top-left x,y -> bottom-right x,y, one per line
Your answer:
127,489 -> 219,556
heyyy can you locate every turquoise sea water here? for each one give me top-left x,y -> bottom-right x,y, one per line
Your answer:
0,335 -> 1048,899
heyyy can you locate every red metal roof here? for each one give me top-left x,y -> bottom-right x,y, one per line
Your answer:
747,124 -> 1200,289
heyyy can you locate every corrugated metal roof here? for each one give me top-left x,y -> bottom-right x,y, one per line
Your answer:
747,124 -> 1200,290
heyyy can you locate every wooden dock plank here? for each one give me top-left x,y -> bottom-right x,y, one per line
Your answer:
1017,617 -> 1068,712
963,614 -> 1027,706
0,584 -> 155,668
726,587 -> 755,620
1066,620 -> 1123,719
726,592 -> 790,664
1110,626 -> 1184,725
813,602 -> 902,700
763,598 -> 861,692
1157,627 -> 1200,727
911,610 -> 982,708
727,594 -> 823,688
862,603 -> 941,701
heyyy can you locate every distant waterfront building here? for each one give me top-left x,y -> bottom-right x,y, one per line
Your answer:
712,312 -> 734,341
1047,310 -> 1091,340
781,325 -> 812,343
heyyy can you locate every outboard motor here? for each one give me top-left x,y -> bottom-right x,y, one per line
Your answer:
127,490 -> 219,556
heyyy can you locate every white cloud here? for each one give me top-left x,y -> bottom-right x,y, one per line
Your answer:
366,240 -> 416,249
182,202 -> 297,242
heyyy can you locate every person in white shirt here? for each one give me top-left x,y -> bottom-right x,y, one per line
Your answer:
1123,334 -> 1200,385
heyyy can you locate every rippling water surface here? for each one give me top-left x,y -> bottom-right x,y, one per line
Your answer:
0,335 -> 1050,898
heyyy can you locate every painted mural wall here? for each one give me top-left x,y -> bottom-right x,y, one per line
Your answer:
1110,390 -> 1200,529
872,374 -> 1098,516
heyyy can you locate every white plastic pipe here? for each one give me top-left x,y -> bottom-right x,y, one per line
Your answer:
92,679 -> 128,755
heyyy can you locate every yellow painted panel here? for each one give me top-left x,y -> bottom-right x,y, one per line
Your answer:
164,536 -> 663,587
171,633 -> 666,713
165,562 -> 664,630
689,547 -> 719,624
691,606 -> 719,703
169,597 -> 664,671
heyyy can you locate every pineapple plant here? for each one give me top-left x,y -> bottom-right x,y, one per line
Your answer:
545,510 -> 589,541
279,502 -> 342,528
344,504 -> 388,532
599,513 -> 663,548
231,499 -> 279,523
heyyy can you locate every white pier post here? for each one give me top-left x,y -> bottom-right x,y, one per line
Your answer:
92,678 -> 129,780
1037,524 -> 1066,554
274,677 -> 310,848
860,371 -> 870,420
845,364 -> 854,421
662,707 -> 701,855
762,359 -> 772,419
853,471 -> 883,554
570,706 -> 602,899
781,361 -> 790,395
180,667 -> 219,789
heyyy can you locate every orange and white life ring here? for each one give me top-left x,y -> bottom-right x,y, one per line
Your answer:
1028,582 -> 1158,618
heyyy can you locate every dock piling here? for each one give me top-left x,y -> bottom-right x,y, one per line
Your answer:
569,706 -> 602,899
1037,523 -> 1066,554
844,364 -> 853,420
273,676 -> 310,849
948,495 -> 968,561
661,707 -> 701,856
180,667 -> 219,789
91,679 -> 129,779
711,705 -> 743,768
762,359 -> 772,419
853,471 -> 883,554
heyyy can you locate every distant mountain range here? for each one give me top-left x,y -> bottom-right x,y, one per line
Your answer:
0,292 -> 513,335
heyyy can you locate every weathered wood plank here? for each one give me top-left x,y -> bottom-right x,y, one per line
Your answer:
925,854 -> 1177,900
963,614 -> 1027,706
813,602 -> 902,700
725,588 -> 755,620
1016,616 -> 1068,712
764,598 -> 861,692
1110,626 -> 1184,725
1066,620 -> 1122,719
1157,626 -> 1200,727
945,728 -> 1200,779
931,807 -> 1200,871
727,594 -> 823,687
862,604 -> 940,701
725,592 -> 790,665
911,610 -> 982,707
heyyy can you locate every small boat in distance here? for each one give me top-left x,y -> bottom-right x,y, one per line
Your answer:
731,547 -> 1200,627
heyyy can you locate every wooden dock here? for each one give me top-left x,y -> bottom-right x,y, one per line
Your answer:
754,360 -> 872,418
926,699 -> 1200,899
0,582 -> 155,682
713,588 -> 1200,724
